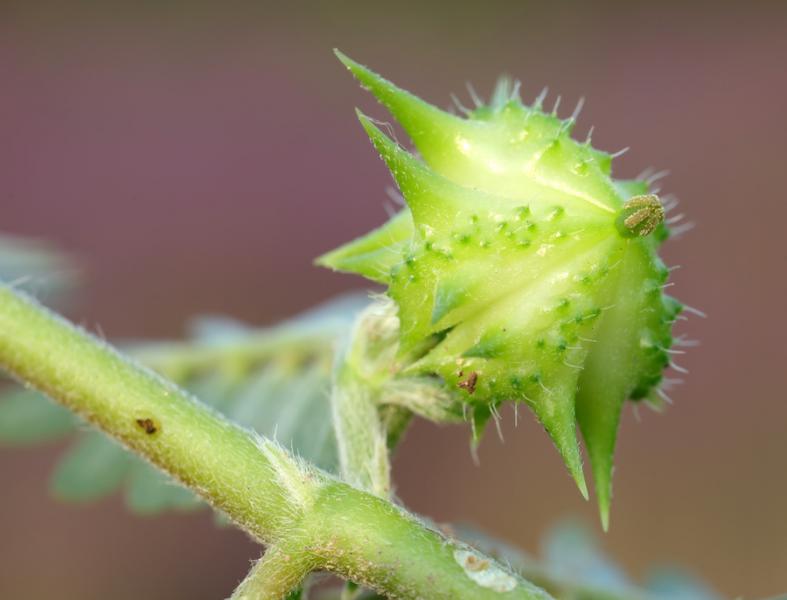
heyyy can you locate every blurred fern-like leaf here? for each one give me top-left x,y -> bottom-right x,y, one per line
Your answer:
0,233 -> 75,299
457,520 -> 721,600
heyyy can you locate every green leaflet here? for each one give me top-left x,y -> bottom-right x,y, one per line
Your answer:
125,456 -> 202,513
51,431 -> 134,502
0,294 -> 365,514
51,429 -> 200,511
0,233 -> 75,299
0,388 -> 80,444
320,52 -> 683,525
644,568 -> 722,600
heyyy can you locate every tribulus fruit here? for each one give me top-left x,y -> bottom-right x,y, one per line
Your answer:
319,51 -> 688,528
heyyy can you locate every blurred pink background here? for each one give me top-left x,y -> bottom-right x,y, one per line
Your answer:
1,2 -> 786,598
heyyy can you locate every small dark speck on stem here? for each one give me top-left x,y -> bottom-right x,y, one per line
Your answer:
136,418 -> 158,435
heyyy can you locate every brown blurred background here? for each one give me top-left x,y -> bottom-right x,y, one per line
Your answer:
1,1 -> 785,598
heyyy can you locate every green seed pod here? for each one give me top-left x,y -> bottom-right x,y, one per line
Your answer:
319,51 -> 684,528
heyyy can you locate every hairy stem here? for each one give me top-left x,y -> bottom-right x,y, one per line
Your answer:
332,357 -> 392,498
0,285 -> 548,599
307,482 -> 550,600
0,286 -> 300,542
230,545 -> 316,600
133,321 -> 342,380
330,300 -> 401,498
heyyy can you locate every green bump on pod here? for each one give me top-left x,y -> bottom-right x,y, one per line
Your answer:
319,52 -> 684,525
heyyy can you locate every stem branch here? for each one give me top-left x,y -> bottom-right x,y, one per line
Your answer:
230,545 -> 316,600
0,285 -> 548,600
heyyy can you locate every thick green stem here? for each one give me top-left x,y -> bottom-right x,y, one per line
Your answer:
307,482 -> 550,600
0,285 -> 548,599
230,545 -> 316,600
134,323 -> 341,381
330,301 -> 401,498
332,357 -> 392,498
0,285 -> 302,542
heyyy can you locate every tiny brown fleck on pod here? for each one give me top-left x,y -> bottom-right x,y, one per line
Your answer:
135,418 -> 158,435
464,554 -> 490,572
458,371 -> 478,394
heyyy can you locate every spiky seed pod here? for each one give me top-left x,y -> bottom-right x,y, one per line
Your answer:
319,51 -> 684,527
